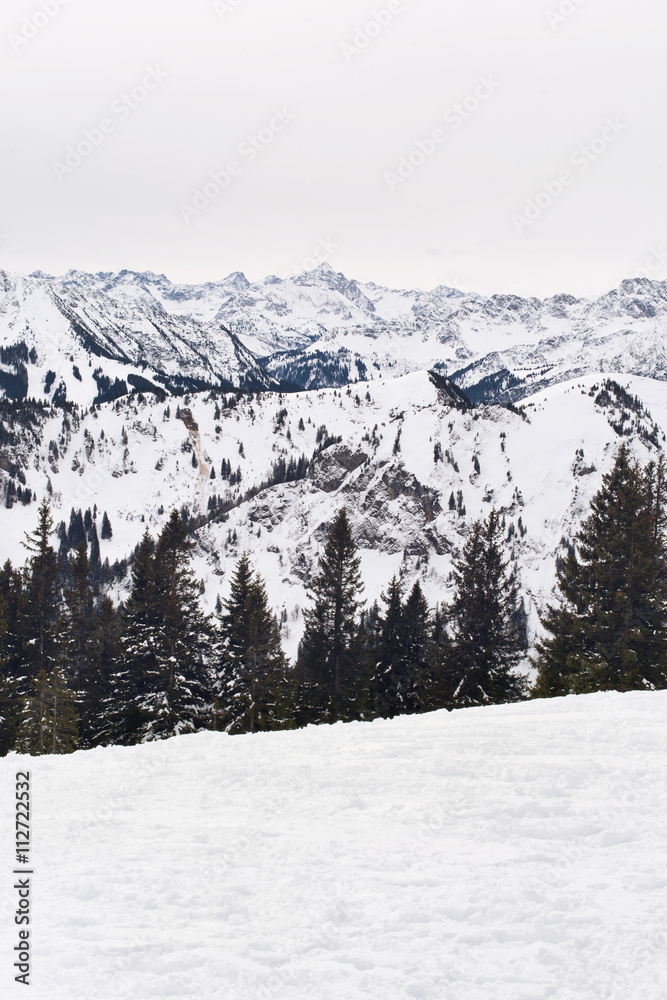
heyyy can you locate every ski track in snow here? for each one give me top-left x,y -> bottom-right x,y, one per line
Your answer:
2,691 -> 667,999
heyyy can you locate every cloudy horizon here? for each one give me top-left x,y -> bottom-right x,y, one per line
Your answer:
2,0 -> 666,297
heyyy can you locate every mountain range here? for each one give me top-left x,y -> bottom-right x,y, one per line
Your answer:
2,266 -> 667,406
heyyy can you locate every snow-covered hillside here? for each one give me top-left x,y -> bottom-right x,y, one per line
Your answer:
5,267 -> 667,403
2,690 -> 666,999
0,271 -> 278,407
2,369 -> 665,660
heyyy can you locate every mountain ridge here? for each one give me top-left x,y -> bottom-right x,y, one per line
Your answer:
3,265 -> 667,405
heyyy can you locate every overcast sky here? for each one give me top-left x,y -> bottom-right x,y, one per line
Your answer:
1,0 -> 666,296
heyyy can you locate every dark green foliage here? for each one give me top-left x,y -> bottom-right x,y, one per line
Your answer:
67,508 -> 86,549
214,554 -> 290,734
0,561 -> 25,754
369,579 -> 431,718
296,509 -> 365,724
19,499 -> 61,689
369,577 -> 405,717
58,543 -> 114,749
115,513 -> 212,743
107,530 -> 156,744
443,510 -> 527,707
89,524 -> 101,581
15,667 -> 78,755
101,511 -> 113,540
534,447 -> 667,695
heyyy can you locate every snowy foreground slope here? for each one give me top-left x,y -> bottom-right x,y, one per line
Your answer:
2,691 -> 667,1000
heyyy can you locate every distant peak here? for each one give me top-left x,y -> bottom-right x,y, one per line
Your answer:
224,271 -> 250,288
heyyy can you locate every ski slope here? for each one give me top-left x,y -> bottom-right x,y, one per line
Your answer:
2,691 -> 667,999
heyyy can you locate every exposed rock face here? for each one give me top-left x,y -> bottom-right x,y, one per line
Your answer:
309,446 -> 368,493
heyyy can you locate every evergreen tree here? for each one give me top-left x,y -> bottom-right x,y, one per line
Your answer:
296,508 -> 364,724
19,499 -> 60,692
444,510 -> 527,707
355,600 -> 382,719
59,542 -> 111,748
0,561 -> 26,755
402,581 -> 431,709
108,529 -> 157,744
101,511 -> 113,540
424,603 -> 452,712
215,554 -> 290,734
369,577 -> 405,718
89,523 -> 101,583
534,446 -> 667,695
133,511 -> 212,741
67,507 -> 86,549
370,579 -> 431,718
88,596 -> 121,747
16,667 -> 78,755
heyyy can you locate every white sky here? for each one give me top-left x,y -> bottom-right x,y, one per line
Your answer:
1,0 -> 666,296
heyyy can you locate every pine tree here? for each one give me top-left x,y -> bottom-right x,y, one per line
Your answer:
0,561 -> 26,754
109,529 -> 157,744
16,667 -> 78,755
89,523 -> 101,583
424,603 -> 452,711
402,581 -> 431,710
101,511 -> 113,540
369,579 -> 431,718
296,508 -> 364,724
134,511 -> 212,741
369,577 -> 405,718
67,508 -> 86,549
444,510 -> 527,707
534,446 -> 667,695
19,499 -> 60,693
59,542 -> 112,748
214,554 -> 290,734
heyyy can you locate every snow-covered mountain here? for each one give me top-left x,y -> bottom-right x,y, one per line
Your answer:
9,266 -> 667,404
2,368 -> 664,661
0,270 -> 279,407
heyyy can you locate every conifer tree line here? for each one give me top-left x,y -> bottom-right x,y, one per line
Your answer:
1,444 -> 667,755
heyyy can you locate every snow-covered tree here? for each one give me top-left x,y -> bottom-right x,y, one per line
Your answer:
16,667 -> 78,755
214,554 -> 290,734
120,512 -> 212,743
443,510 -> 527,707
19,499 -> 60,690
534,447 -> 667,696
296,508 -> 364,724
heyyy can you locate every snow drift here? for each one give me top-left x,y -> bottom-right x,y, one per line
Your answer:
2,690 -> 666,999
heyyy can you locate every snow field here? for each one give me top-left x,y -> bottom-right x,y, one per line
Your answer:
2,691 -> 667,999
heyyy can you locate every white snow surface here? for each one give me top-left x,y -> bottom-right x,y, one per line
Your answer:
2,691 -> 667,999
